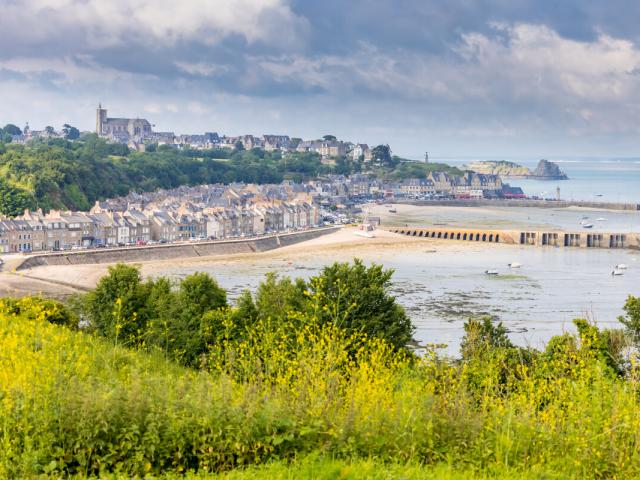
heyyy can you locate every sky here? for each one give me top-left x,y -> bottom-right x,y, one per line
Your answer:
1,0 -> 640,158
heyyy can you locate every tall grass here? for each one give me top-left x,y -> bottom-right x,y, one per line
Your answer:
1,298 -> 640,478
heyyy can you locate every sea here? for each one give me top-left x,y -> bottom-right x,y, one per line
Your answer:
435,157 -> 640,204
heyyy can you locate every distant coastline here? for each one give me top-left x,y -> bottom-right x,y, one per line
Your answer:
464,159 -> 569,180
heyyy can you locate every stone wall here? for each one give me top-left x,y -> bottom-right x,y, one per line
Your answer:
388,226 -> 640,250
402,199 -> 640,211
16,227 -> 339,271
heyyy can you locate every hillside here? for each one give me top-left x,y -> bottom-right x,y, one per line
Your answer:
2,264 -> 640,478
0,137 -> 462,216
0,136 -> 318,216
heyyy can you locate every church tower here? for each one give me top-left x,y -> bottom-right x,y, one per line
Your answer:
96,103 -> 107,134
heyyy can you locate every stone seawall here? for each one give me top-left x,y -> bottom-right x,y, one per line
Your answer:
16,227 -> 339,271
387,226 -> 640,250
402,199 -> 640,211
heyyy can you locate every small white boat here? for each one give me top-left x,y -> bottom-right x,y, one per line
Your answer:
582,223 -> 594,229
596,218 -> 606,222
615,264 -> 628,270
611,269 -> 625,276
485,269 -> 499,275
507,262 -> 522,268
388,208 -> 397,213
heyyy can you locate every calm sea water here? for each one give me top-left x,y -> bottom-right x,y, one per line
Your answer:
436,157 -> 640,204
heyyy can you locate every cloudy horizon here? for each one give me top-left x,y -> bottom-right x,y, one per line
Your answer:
1,0 -> 640,158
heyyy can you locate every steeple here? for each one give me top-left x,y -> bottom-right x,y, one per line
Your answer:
96,103 -> 106,134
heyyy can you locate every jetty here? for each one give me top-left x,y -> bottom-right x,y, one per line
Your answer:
387,226 -> 640,250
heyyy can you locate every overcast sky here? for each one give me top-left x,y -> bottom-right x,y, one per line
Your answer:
1,0 -> 640,157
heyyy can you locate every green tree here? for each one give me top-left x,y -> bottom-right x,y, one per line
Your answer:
0,180 -> 36,216
460,317 -> 513,361
371,144 -> 392,166
144,277 -> 178,355
172,272 -> 228,366
86,264 -> 149,345
323,135 -> 337,141
255,273 -> 306,322
62,124 -> 80,140
619,295 -> 640,345
45,126 -> 55,136
306,260 -> 414,350
3,123 -> 21,135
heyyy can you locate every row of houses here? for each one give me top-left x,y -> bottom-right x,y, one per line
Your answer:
0,201 -> 319,253
138,130 -> 374,161
399,172 -> 504,198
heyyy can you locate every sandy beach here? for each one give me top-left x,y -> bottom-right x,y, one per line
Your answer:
0,228 -> 442,295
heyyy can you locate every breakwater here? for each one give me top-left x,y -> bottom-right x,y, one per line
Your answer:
387,226 -> 640,250
16,227 -> 339,271
400,199 -> 640,211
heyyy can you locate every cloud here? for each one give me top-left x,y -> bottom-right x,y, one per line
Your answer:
2,0 -> 640,156
0,0 -> 306,51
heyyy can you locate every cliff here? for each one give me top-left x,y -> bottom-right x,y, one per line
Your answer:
531,159 -> 568,180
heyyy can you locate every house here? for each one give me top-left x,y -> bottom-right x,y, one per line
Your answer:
147,210 -> 178,242
428,172 -> 454,194
400,178 -> 436,196
351,143 -> 372,161
262,135 -> 291,151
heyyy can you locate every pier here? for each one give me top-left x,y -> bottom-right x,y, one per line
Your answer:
387,226 -> 640,250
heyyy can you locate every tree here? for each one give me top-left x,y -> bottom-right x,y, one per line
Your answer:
45,126 -> 55,136
0,180 -> 36,216
306,260 -> 414,350
172,272 -> 228,366
460,317 -> 513,361
3,123 -> 21,136
62,124 -> 80,140
371,144 -> 392,167
323,135 -> 337,141
255,273 -> 306,322
619,295 -> 640,345
86,264 -> 150,345
234,140 -> 245,152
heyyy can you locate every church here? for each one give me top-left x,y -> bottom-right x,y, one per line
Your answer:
95,104 -> 153,141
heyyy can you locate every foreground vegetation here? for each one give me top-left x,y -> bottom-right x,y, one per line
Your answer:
1,261 -> 639,478
0,136 -> 462,216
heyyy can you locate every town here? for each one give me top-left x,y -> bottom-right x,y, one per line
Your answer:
0,169 -> 525,254
0,105 -> 530,254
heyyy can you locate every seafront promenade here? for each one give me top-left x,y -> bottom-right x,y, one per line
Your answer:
388,226 -> 640,250
9,226 -> 340,271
